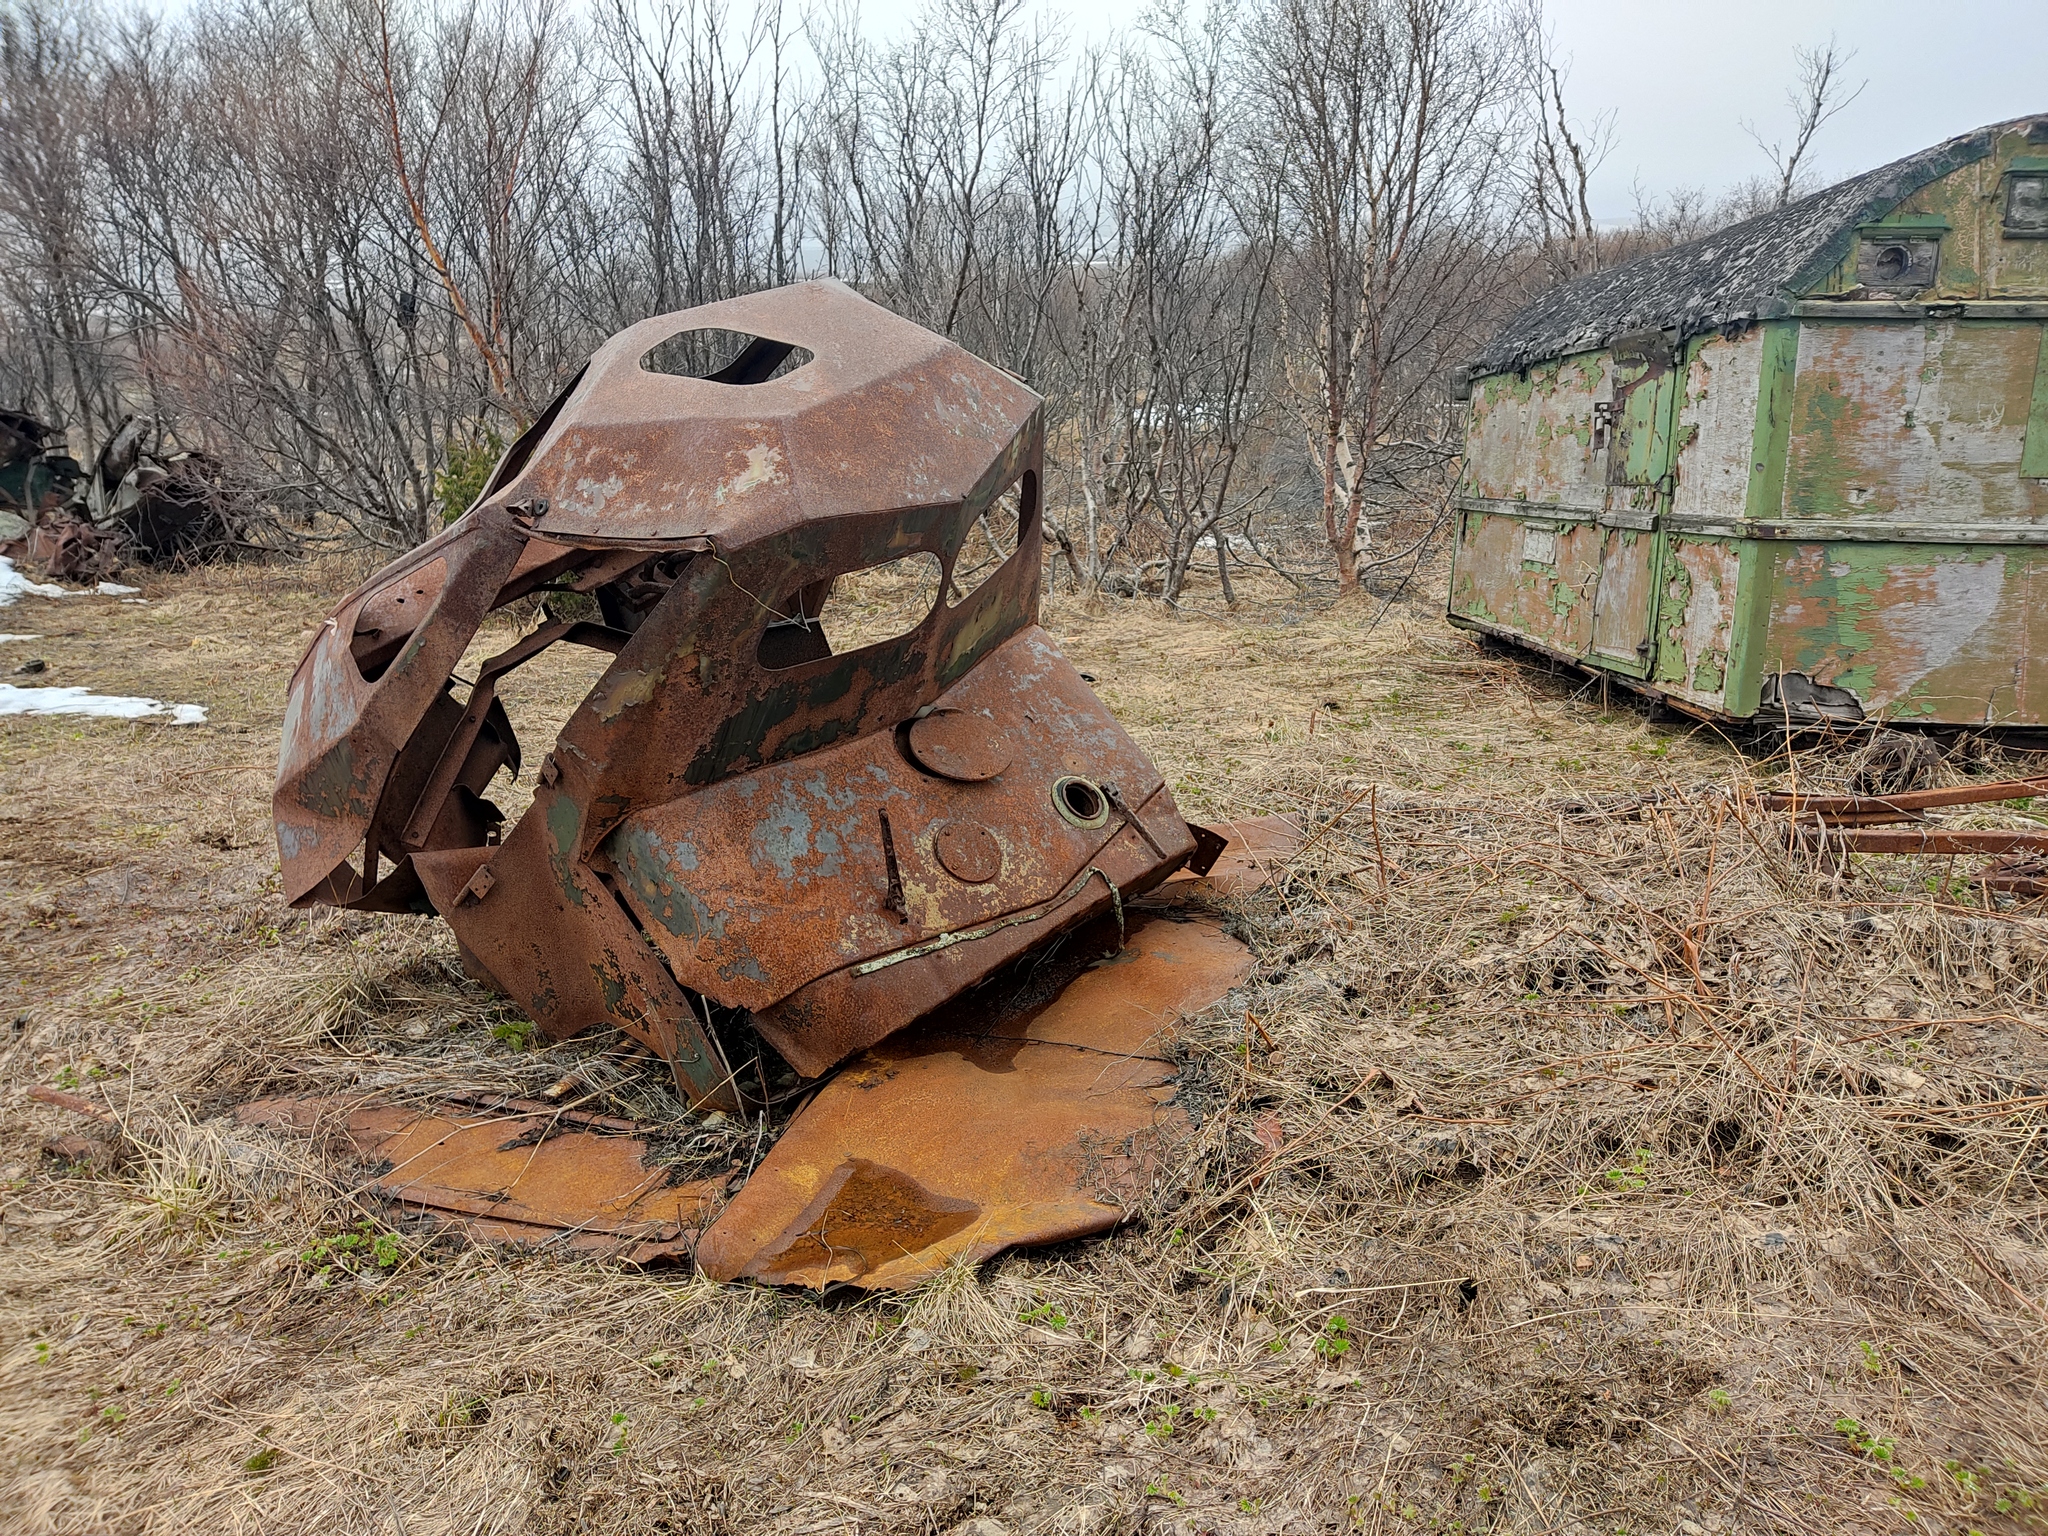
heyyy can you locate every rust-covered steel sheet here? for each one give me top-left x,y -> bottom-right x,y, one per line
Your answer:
239,1096 -> 724,1263
1156,812 -> 1305,900
273,281 -> 1201,1106
694,913 -> 1251,1290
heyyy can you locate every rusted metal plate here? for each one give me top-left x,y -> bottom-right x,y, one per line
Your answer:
694,913 -> 1251,1290
276,281 -> 1200,1106
238,1096 -> 724,1263
1981,856 -> 2048,897
933,822 -> 1001,882
906,706 -> 1010,780
1158,813 -> 1305,900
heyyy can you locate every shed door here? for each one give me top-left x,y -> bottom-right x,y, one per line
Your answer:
1587,332 -> 1674,672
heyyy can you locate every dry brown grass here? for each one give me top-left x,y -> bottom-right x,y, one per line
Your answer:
2,556 -> 2046,1535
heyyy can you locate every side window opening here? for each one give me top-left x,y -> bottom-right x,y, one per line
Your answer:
946,471 -> 1034,608
756,552 -> 943,670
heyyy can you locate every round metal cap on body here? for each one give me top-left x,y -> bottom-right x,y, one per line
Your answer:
906,708 -> 1010,781
932,822 -> 1003,884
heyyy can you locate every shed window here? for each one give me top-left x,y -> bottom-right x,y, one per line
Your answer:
2006,174 -> 2048,237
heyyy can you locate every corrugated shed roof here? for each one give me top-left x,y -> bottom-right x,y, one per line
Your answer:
1468,115 -> 2040,378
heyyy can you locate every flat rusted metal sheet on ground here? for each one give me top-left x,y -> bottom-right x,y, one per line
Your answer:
694,913 -> 1251,1290
274,280 -> 1199,1106
238,1096 -> 725,1263
1156,813 -> 1304,900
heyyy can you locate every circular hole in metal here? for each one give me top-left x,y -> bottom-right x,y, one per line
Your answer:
1873,244 -> 1910,282
1051,775 -> 1108,829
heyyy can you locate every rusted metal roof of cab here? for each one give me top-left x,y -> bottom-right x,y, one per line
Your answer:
1469,114 -> 2045,378
487,279 -> 1039,545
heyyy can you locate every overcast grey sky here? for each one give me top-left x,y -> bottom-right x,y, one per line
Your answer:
851,0 -> 2045,222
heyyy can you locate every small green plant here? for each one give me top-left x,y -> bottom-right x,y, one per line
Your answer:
436,1395 -> 488,1428
609,1410 -> 630,1454
1837,1418 -> 1925,1491
1603,1148 -> 1654,1192
490,1017 -> 540,1051
243,1445 -> 278,1473
436,428 -> 506,524
1018,1302 -> 1069,1329
1315,1315 -> 1352,1360
1858,1339 -> 1887,1374
1077,1406 -> 1102,1427
1707,1388 -> 1732,1414
300,1218 -> 402,1280
1145,1482 -> 1185,1505
1144,1404 -> 1181,1440
1028,1388 -> 1053,1410
33,1341 -> 50,1364
1267,1335 -> 1289,1353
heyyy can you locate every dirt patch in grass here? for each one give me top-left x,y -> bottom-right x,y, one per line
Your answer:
1,562 -> 2045,1535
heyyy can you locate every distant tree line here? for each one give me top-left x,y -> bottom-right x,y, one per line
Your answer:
0,0 -> 1854,602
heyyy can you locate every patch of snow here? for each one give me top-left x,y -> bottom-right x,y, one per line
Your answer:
97,581 -> 141,596
0,634 -> 40,643
0,684 -> 207,726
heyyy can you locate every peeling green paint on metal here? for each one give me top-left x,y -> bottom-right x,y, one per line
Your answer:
2022,326 -> 2048,480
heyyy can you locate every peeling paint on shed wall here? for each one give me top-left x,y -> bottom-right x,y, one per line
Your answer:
1650,538 -> 1742,708
1799,126 -> 2048,300
1462,355 -> 1609,509
1758,543 -> 2048,723
1452,115 -> 2048,728
1671,330 -> 1764,525
1783,322 -> 2047,523
1448,510 -> 1602,657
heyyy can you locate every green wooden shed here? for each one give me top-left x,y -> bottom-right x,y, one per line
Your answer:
1447,114 -> 2048,728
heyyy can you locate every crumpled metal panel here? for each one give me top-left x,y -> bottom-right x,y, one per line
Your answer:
238,1095 -> 722,1263
695,913 -> 1252,1290
275,281 -> 1198,1106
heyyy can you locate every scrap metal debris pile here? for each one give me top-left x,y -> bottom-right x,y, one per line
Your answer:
1766,774 -> 2048,897
0,411 -> 248,582
269,281 -> 1298,1288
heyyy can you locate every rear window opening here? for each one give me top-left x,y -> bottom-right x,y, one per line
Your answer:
641,328 -> 814,385
756,551 -> 943,669
946,472 -> 1034,608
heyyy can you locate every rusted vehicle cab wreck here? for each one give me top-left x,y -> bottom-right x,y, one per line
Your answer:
1450,114 -> 2048,729
274,281 -> 1202,1110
